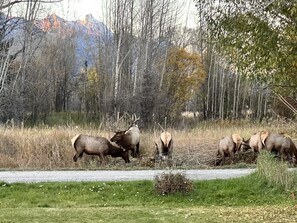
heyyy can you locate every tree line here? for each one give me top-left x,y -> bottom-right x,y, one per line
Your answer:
0,0 -> 295,128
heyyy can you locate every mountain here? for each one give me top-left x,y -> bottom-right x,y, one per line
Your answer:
36,13 -> 110,37
1,13 -> 112,73
35,14 -> 112,72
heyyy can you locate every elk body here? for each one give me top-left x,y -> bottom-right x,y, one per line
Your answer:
154,131 -> 173,161
71,134 -> 130,163
266,133 -> 297,164
110,125 -> 140,158
216,133 -> 243,165
245,131 -> 269,160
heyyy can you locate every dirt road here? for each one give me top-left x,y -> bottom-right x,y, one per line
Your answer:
0,169 -> 255,183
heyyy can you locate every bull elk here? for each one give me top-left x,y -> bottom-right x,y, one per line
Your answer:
110,114 -> 140,158
71,134 -> 130,163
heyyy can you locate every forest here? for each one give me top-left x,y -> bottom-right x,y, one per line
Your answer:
0,0 -> 296,128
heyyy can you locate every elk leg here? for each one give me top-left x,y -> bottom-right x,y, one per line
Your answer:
214,158 -> 222,166
73,152 -> 83,162
135,143 -> 140,157
221,154 -> 225,166
124,151 -> 130,163
131,148 -> 136,158
293,150 -> 297,166
280,148 -> 285,162
251,148 -> 257,163
98,154 -> 107,165
230,151 -> 235,164
238,149 -> 243,161
73,154 -> 78,162
285,148 -> 292,163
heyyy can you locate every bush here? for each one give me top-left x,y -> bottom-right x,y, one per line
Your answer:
154,172 -> 194,195
256,151 -> 295,191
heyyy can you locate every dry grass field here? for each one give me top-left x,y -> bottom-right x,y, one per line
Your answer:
0,120 -> 296,170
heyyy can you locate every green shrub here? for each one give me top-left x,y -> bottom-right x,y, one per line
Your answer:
154,172 -> 194,195
256,151 -> 295,191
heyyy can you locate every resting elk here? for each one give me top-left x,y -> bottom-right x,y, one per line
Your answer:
110,114 -> 140,158
71,134 -> 130,163
216,133 -> 244,165
154,131 -> 173,161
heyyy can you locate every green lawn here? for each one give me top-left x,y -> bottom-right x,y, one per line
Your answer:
0,173 -> 297,222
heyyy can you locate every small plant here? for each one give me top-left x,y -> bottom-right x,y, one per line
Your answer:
154,172 -> 194,195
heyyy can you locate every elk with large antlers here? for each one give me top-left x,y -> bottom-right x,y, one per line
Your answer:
110,114 -> 140,158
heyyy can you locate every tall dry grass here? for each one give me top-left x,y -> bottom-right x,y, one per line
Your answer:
0,120 -> 295,170
256,151 -> 297,191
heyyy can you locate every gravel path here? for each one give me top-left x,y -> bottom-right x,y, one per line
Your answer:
0,169 -> 255,183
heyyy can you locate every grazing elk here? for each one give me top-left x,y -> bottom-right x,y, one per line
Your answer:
248,131 -> 297,164
154,131 -> 173,161
215,133 -> 244,165
244,131 -> 269,161
71,134 -> 130,163
110,114 -> 140,158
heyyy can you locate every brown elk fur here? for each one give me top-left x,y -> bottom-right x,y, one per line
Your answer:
110,125 -> 140,158
216,134 -> 243,165
247,131 -> 297,164
248,131 -> 269,160
263,132 -> 297,164
72,134 -> 130,163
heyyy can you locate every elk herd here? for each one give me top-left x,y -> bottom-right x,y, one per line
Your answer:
70,114 -> 296,167
216,131 -> 297,166
71,114 -> 173,165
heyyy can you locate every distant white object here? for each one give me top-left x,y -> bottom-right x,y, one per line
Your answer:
181,111 -> 199,118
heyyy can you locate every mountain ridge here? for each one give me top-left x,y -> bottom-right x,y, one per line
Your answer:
1,13 -> 112,73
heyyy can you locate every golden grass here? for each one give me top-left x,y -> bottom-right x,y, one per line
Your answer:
0,120 -> 296,170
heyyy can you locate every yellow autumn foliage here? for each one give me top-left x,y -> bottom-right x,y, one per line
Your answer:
87,68 -> 99,84
162,47 -> 205,118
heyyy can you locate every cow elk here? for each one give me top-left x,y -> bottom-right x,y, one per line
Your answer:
245,131 -> 269,161
216,133 -> 244,165
71,134 -> 130,164
247,131 -> 297,164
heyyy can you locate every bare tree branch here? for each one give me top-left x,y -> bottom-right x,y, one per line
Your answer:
0,0 -> 61,10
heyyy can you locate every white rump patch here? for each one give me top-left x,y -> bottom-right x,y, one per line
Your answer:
71,134 -> 81,147
161,131 -> 172,147
231,133 -> 242,150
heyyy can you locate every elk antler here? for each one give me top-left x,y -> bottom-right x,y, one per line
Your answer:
157,117 -> 167,132
133,114 -> 140,124
157,123 -> 165,132
129,113 -> 140,128
111,112 -> 127,132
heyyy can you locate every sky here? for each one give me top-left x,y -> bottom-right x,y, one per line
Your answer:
8,0 -> 196,28
49,0 -> 196,28
51,0 -> 105,21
